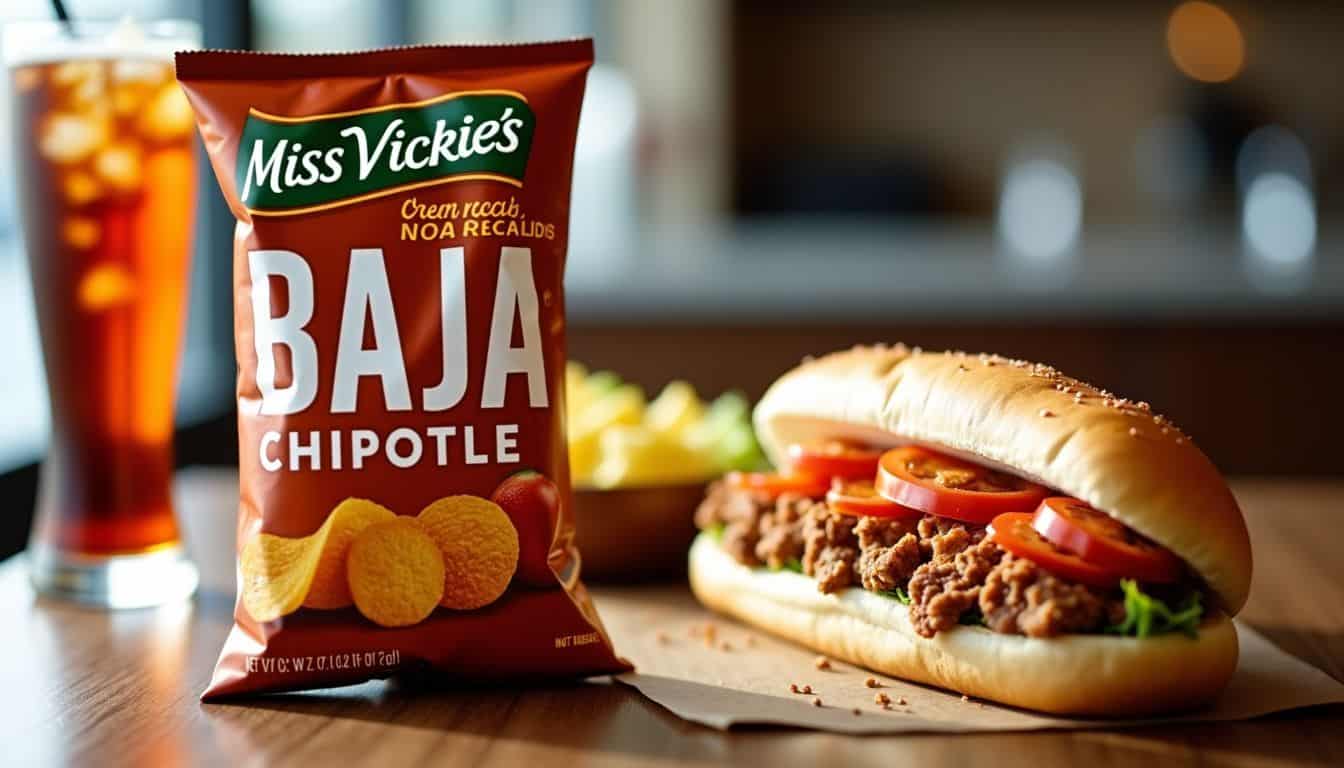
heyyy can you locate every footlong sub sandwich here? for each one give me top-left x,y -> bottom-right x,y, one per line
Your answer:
690,344 -> 1251,716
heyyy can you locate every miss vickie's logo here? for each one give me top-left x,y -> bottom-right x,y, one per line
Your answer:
236,90 -> 535,216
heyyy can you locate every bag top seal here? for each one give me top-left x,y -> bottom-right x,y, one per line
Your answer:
175,38 -> 593,81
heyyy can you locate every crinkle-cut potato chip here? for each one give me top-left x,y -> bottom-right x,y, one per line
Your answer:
241,497 -> 397,619
303,498 -> 397,609
240,528 -> 326,623
418,496 -> 520,610
347,517 -> 446,627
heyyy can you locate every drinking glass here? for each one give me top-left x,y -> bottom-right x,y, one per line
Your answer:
4,19 -> 202,607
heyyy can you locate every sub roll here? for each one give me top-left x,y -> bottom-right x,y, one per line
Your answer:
690,345 -> 1251,716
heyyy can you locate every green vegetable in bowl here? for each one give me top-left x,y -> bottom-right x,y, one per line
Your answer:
567,363 -> 767,488
685,391 -> 768,472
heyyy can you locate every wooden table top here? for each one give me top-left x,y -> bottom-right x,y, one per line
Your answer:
2,468 -> 1341,767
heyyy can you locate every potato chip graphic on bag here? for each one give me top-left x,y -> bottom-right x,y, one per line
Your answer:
347,517 -> 446,628
303,498 -> 396,609
240,497 -> 395,621
418,496 -> 519,610
240,529 -> 327,623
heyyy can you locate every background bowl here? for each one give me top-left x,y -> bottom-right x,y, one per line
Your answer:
572,482 -> 706,581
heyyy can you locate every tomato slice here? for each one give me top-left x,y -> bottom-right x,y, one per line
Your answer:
875,446 -> 1049,525
826,479 -> 923,519
988,513 -> 1121,588
787,440 -> 883,480
726,471 -> 829,500
1032,497 -> 1183,583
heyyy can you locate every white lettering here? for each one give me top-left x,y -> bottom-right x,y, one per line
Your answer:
329,429 -> 343,470
463,425 -> 487,465
319,147 -> 344,183
496,108 -> 522,153
482,247 -> 548,408
289,430 -> 321,471
331,249 -> 411,413
426,425 -> 457,464
404,135 -> 431,170
422,247 -> 469,411
472,120 -> 500,155
385,427 -> 423,468
430,119 -> 458,165
497,423 -> 519,463
260,431 -> 282,472
340,120 -> 404,180
247,250 -> 318,416
242,138 -> 288,202
351,429 -> 379,470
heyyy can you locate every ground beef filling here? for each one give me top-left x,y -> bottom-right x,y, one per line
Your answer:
695,480 -> 769,566
854,516 -> 921,592
979,554 -> 1127,636
909,537 -> 1004,636
756,494 -> 812,569
802,506 -> 859,592
694,481 -> 813,569
697,483 -> 1123,639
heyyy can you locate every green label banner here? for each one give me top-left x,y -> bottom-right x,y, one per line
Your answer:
235,91 -> 535,216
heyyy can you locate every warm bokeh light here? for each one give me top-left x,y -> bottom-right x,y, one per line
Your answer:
1167,1 -> 1245,83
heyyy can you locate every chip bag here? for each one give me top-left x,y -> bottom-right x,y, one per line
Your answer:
178,41 -> 630,698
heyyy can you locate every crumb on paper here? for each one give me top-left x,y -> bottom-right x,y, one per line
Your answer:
802,684 -> 813,695
690,622 -> 717,643
789,683 -> 800,694
702,623 -> 718,647
814,656 -> 832,671
874,692 -> 891,706
864,677 -> 880,688
961,694 -> 972,703
852,708 -> 862,716
897,696 -> 908,706
812,697 -> 823,708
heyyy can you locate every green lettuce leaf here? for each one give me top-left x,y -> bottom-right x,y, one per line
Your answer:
881,586 -> 912,605
1106,579 -> 1203,638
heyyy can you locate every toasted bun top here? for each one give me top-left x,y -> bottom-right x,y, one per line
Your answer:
753,344 -> 1252,614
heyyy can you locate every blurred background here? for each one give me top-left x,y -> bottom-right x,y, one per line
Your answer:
1,0 -> 1340,557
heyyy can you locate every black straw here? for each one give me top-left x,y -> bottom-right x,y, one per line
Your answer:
50,0 -> 74,34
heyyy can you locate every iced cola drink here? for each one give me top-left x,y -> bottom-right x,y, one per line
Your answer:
5,20 -> 200,606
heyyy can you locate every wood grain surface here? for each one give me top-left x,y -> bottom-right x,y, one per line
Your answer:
1,468 -> 1340,767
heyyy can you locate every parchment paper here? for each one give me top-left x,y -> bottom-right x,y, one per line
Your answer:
597,586 -> 1344,734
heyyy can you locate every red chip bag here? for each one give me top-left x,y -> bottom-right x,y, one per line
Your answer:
177,40 -> 630,698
